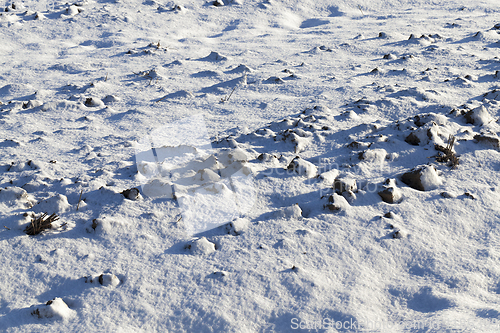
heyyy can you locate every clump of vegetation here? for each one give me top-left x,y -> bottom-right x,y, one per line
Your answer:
435,135 -> 459,169
24,213 -> 59,236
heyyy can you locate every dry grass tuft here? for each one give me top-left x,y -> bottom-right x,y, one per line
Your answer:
24,213 -> 59,236
435,135 -> 459,169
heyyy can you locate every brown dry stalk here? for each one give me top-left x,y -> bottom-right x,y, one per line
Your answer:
435,135 -> 459,169
24,213 -> 60,236
220,86 -> 237,103
76,190 -> 83,211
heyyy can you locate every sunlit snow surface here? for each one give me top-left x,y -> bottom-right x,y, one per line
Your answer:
1,0 -> 500,332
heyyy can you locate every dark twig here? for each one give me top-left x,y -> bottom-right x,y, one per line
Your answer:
358,5 -> 365,16
156,95 -> 168,103
220,86 -> 237,103
76,189 -> 83,211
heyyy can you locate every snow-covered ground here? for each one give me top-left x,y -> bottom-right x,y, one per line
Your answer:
1,0 -> 500,331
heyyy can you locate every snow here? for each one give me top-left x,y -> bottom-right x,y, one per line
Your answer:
418,165 -> 443,191
85,273 -> 121,288
465,105 -> 494,126
0,187 -> 35,209
188,237 -> 217,256
287,156 -> 317,178
1,0 -> 500,331
277,203 -> 303,219
33,194 -> 72,213
225,217 -> 249,235
30,298 -> 76,321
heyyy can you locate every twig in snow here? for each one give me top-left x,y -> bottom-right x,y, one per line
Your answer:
220,86 -> 237,103
76,190 -> 83,211
358,5 -> 365,16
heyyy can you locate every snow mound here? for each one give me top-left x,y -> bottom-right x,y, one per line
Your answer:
474,134 -> 500,150
482,89 -> 500,101
319,169 -> 340,185
0,187 -> 36,209
23,100 -> 43,109
86,216 -> 130,234
226,64 -> 253,74
7,160 -> 40,172
34,194 -> 71,213
31,298 -> 76,321
287,156 -> 317,178
193,168 -> 220,184
102,95 -> 121,104
191,70 -> 222,78
402,165 -> 442,191
326,193 -> 350,212
142,179 -> 174,198
83,187 -> 125,206
158,4 -> 186,12
121,188 -> 141,200
225,218 -> 249,235
188,237 -> 216,255
33,12 -> 46,20
263,76 -> 285,84
99,273 -> 120,287
360,148 -> 388,164
257,153 -> 279,164
63,5 -> 82,17
86,273 -> 120,287
378,179 -> 403,204
201,75 -> 247,93
218,148 -> 248,165
84,97 -> 104,108
277,203 -> 302,219
0,139 -> 22,148
334,177 -> 357,194
464,105 -> 493,126
198,51 -> 228,62
419,166 -> 443,190
0,83 -> 33,99
158,90 -> 195,100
